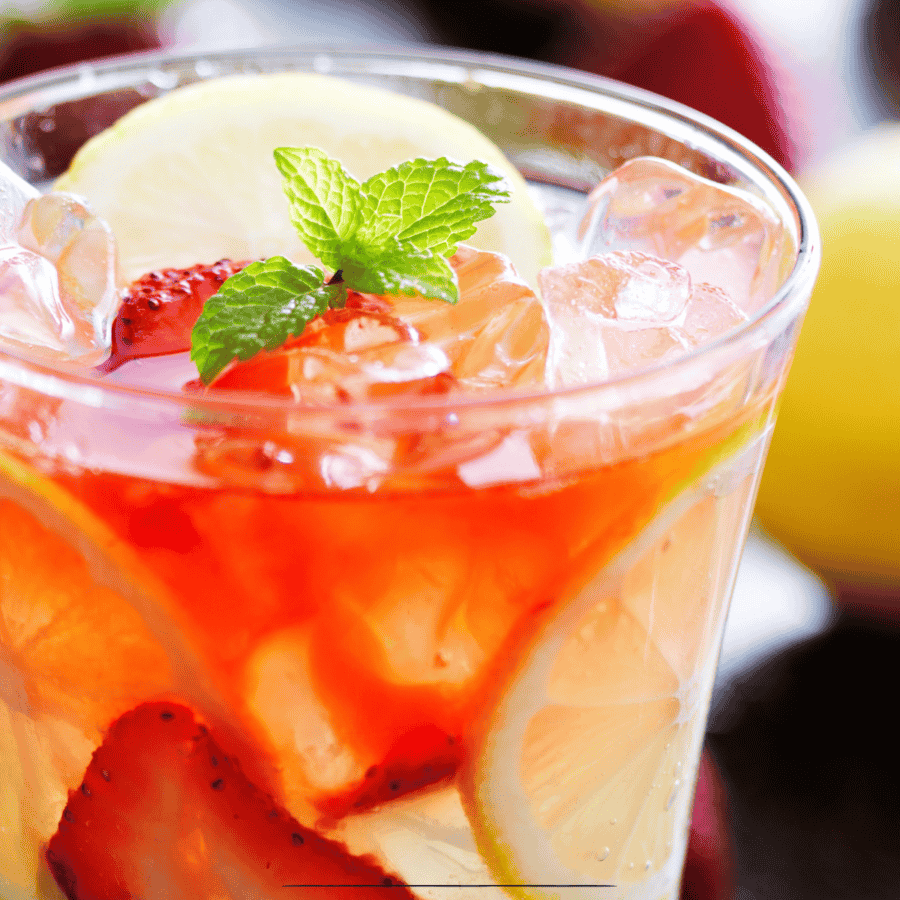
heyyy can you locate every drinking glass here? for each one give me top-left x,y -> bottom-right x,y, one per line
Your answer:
0,46 -> 819,900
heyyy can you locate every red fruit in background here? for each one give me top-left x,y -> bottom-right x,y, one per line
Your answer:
0,16 -> 161,180
866,0 -> 900,116
0,17 -> 159,84
414,0 -> 796,171
566,0 -> 797,171
681,749 -> 736,900
46,702 -> 415,900
100,259 -> 249,372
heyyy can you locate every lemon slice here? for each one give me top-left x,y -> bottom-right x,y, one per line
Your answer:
55,73 -> 552,287
458,484 -> 728,900
0,449 -> 221,897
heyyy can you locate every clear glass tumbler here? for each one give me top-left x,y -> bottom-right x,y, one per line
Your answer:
0,47 -> 819,900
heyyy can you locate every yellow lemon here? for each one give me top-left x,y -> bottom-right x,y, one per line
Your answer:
754,125 -> 900,593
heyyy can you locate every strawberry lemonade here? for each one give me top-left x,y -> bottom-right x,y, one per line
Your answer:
0,50 -> 818,900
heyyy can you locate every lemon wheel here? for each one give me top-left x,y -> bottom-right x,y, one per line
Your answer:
457,464 -> 741,900
55,72 -> 552,288
0,450 -> 221,897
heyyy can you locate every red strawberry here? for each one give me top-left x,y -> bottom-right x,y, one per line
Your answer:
317,722 -> 462,820
100,259 -> 249,372
45,702 -> 416,900
208,295 -> 455,401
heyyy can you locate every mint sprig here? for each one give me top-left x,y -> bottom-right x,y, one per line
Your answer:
190,146 -> 511,383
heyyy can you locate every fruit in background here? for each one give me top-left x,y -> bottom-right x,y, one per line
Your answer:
1,1 -> 164,182
0,3 -> 161,84
865,0 -> 900,117
415,0 -> 796,171
754,126 -> 900,612
566,0 -> 797,172
680,752 -> 735,900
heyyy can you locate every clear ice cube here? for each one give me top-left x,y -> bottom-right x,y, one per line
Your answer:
539,251 -> 748,386
578,157 -> 786,313
391,245 -> 549,392
680,282 -> 747,346
1,161 -> 118,364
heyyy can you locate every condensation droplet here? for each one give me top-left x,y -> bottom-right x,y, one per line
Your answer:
194,59 -> 219,79
313,54 -> 333,74
644,860 -> 652,871
666,778 -> 682,811
610,818 -> 618,826
596,847 -> 610,862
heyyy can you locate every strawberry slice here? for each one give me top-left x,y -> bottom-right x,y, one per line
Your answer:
46,702 -> 416,900
207,292 -> 455,401
100,259 -> 250,372
316,722 -> 462,820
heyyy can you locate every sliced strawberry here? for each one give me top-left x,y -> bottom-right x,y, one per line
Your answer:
100,259 -> 250,372
317,722 -> 461,820
208,294 -> 455,401
46,702 -> 416,900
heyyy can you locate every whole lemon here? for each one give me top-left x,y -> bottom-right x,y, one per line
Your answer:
755,126 -> 900,594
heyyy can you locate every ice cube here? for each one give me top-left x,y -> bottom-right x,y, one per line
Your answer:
680,282 -> 747,345
1,161 -> 118,364
539,252 -> 749,386
0,161 -> 38,245
391,245 -> 549,392
539,250 -> 693,386
579,157 -> 786,313
539,250 -> 690,324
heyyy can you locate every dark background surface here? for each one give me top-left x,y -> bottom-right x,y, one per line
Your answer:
709,613 -> 900,899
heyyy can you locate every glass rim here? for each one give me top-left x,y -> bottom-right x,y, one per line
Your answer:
0,43 -> 821,420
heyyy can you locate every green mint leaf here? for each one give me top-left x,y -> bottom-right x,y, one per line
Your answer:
342,239 -> 459,305
357,157 -> 510,258
190,256 -> 340,383
274,147 -> 362,270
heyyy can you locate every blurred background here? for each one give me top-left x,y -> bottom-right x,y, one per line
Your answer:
2,0 -> 899,897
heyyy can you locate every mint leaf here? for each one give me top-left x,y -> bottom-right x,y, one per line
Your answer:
274,147 -> 362,270
357,157 -> 510,257
343,239 -> 459,304
191,257 -> 340,383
